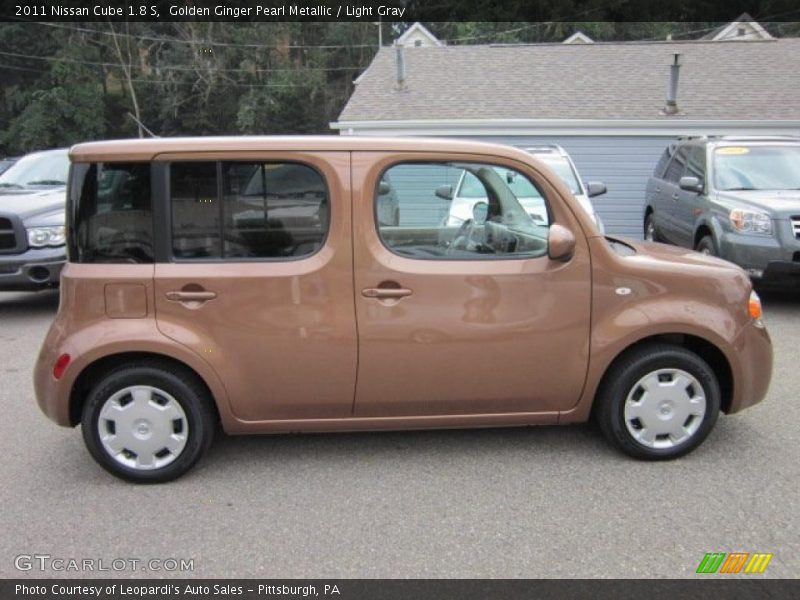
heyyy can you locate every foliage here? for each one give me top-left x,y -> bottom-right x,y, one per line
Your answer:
0,21 -> 794,154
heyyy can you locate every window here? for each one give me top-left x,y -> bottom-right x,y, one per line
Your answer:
685,146 -> 707,185
654,146 -> 674,178
377,162 -> 550,260
71,163 -> 153,263
171,162 -> 219,259
170,161 -> 328,260
662,145 -> 689,183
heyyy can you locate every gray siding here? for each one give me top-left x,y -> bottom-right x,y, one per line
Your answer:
387,163 -> 460,226
473,135 -> 673,239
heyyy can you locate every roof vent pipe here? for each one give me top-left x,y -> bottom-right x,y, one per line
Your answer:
663,53 -> 681,115
395,45 -> 406,90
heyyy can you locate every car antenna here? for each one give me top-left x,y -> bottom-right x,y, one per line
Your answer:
126,112 -> 160,138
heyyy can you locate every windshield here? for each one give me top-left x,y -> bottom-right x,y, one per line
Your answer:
713,145 -> 800,191
536,155 -> 582,195
0,150 -> 69,189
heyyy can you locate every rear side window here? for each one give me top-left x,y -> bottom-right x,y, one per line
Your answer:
170,161 -> 328,260
71,163 -> 153,263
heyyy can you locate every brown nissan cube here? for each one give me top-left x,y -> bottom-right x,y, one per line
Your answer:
34,137 -> 773,483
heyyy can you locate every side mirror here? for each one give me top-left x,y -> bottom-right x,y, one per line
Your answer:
378,181 -> 391,195
586,182 -> 607,198
679,176 -> 702,193
548,223 -> 576,262
435,184 -> 453,200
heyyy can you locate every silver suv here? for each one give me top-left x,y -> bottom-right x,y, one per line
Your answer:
442,145 -> 606,232
644,136 -> 800,283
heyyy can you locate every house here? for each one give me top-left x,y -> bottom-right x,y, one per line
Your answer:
701,13 -> 774,41
332,28 -> 800,237
563,31 -> 594,44
395,22 -> 444,47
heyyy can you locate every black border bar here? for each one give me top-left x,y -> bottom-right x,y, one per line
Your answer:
3,0 -> 800,22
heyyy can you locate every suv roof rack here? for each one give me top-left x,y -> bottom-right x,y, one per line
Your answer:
520,145 -> 567,155
677,135 -> 800,142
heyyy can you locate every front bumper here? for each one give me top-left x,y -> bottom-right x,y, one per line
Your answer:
718,229 -> 800,283
727,320 -> 773,414
0,246 -> 66,291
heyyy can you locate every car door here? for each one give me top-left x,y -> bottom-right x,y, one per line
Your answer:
657,145 -> 690,244
153,151 -> 357,422
351,152 -> 592,418
676,146 -> 708,247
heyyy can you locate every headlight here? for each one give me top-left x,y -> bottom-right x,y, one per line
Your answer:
27,226 -> 66,248
729,209 -> 772,235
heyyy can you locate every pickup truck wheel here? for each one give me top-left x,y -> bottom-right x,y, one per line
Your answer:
595,344 -> 720,460
696,235 -> 717,256
81,363 -> 216,483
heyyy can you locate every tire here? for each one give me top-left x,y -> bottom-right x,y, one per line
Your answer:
594,343 -> 721,460
696,235 -> 717,257
81,361 -> 216,483
644,213 -> 662,242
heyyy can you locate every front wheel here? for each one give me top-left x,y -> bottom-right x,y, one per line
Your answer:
81,362 -> 216,483
594,344 -> 721,460
696,235 -> 717,257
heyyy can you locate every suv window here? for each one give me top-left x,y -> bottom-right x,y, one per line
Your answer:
653,145 -> 674,178
71,162 -> 153,263
662,145 -> 690,183
170,161 -> 328,260
685,146 -> 707,185
377,162 -> 550,260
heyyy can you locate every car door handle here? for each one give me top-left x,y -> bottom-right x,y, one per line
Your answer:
166,290 -> 217,302
361,287 -> 413,299
672,193 -> 679,200
655,187 -> 661,193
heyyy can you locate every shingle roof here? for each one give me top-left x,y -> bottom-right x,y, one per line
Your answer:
337,39 -> 800,122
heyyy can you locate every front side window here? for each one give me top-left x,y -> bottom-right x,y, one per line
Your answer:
170,161 -> 328,260
377,162 -> 550,260
685,146 -> 707,185
71,162 -> 153,263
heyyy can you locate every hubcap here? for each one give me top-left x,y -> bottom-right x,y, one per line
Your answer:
97,386 -> 188,470
623,369 -> 706,449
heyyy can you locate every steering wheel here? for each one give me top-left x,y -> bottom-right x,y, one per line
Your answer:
447,218 -> 475,253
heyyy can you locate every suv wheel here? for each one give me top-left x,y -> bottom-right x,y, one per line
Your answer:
81,362 -> 216,483
595,344 -> 720,460
696,235 -> 717,257
644,213 -> 661,242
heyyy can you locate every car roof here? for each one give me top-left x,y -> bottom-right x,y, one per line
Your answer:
69,136 -> 538,163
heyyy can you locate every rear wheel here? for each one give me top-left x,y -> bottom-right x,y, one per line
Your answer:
595,344 -> 721,460
644,213 -> 662,242
81,362 -> 216,483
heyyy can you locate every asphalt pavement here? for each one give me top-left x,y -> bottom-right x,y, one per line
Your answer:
0,288 -> 797,578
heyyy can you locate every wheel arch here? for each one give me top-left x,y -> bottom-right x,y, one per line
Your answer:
68,351 -> 221,427
592,333 -> 734,417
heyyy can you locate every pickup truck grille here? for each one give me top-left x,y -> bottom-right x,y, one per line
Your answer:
0,214 -> 24,254
792,217 -> 800,239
